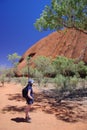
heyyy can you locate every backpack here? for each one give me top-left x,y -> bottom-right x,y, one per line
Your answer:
22,85 -> 28,98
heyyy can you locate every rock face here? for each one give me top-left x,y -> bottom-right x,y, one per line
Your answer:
18,28 -> 87,71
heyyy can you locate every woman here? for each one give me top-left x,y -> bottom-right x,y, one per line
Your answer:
25,79 -> 34,122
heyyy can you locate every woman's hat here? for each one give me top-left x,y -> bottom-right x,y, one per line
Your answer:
28,79 -> 34,84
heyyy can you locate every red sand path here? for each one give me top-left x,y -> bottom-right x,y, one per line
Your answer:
0,82 -> 87,130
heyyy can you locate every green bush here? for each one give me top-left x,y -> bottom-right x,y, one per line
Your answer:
52,56 -> 76,76
20,77 -> 27,86
34,56 -> 54,76
69,76 -> 78,91
76,61 -> 87,77
0,74 -> 6,86
54,74 -> 68,91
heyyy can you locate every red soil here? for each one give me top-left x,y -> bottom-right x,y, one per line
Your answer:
0,82 -> 87,130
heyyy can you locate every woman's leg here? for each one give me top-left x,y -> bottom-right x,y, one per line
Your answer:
25,104 -> 31,118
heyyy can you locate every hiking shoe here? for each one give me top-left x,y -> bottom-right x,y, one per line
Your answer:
25,117 -> 31,123
28,117 -> 31,120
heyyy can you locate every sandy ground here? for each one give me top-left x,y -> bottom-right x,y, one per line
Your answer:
0,82 -> 87,130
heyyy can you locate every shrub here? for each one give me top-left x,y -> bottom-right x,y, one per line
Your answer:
34,56 -> 54,76
20,77 -> 27,86
52,56 -> 75,76
76,61 -> 87,78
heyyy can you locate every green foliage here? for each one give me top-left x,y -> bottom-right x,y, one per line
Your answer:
0,74 -> 6,86
5,68 -> 15,82
8,53 -> 21,77
33,55 -> 87,79
8,53 -> 21,68
52,56 -> 75,76
0,66 -> 16,84
20,77 -> 27,86
54,74 -> 66,88
25,56 -> 32,78
0,66 -> 8,85
34,0 -> 87,32
6,68 -> 15,77
54,74 -> 79,93
33,69 -> 43,78
27,66 -> 35,77
18,54 -> 87,93
32,55 -> 87,92
69,76 -> 78,90
76,61 -> 87,77
39,77 -> 49,87
21,67 -> 28,76
33,68 -> 45,86
34,56 -> 54,76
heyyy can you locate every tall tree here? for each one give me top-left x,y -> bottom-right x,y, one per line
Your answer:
8,53 -> 21,68
8,53 -> 21,76
34,0 -> 87,33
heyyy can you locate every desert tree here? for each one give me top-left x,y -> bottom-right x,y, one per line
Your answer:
33,56 -> 55,86
26,56 -> 31,78
8,53 -> 21,77
8,53 -> 21,67
34,0 -> 87,33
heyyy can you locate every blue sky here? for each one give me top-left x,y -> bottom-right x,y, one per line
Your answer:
0,0 -> 52,67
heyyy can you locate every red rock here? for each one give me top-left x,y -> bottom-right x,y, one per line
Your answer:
18,28 -> 87,72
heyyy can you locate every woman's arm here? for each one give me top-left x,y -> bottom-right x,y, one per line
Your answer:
28,90 -> 33,99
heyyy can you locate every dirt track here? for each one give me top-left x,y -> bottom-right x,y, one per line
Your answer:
0,82 -> 87,130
